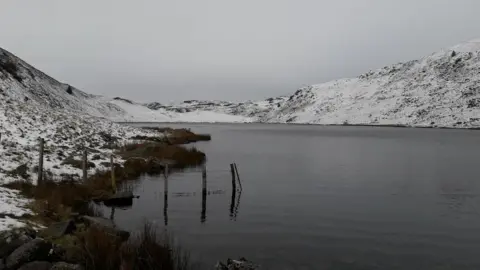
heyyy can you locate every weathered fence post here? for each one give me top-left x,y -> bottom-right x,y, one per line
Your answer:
201,164 -> 207,223
82,147 -> 88,183
234,163 -> 242,191
202,164 -> 207,192
110,155 -> 116,193
37,138 -> 44,185
230,163 -> 236,191
164,163 -> 169,226
164,164 -> 169,178
230,187 -> 236,218
164,191 -> 168,226
164,165 -> 169,192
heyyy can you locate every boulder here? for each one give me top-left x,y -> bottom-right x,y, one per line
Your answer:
40,220 -> 76,238
0,231 -> 33,258
6,238 -> 52,269
17,261 -> 52,270
103,191 -> 134,207
215,258 -> 259,270
51,262 -> 85,270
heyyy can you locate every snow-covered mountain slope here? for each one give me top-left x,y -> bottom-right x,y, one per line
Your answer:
0,47 -> 247,123
148,39 -> 480,128
2,38 -> 480,127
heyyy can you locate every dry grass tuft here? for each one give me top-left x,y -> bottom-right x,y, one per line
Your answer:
78,222 -> 191,270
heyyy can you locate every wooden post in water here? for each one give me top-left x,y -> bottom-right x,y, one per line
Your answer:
37,138 -> 44,185
230,187 -> 236,219
202,164 -> 207,192
164,163 -> 169,226
163,191 -> 168,226
230,163 -> 236,191
234,163 -> 242,191
82,147 -> 88,183
164,164 -> 169,178
201,163 -> 207,223
110,155 -> 116,194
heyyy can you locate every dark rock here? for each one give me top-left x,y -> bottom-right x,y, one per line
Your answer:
17,261 -> 52,270
91,154 -> 102,161
215,257 -> 258,270
51,262 -> 85,270
0,230 -> 33,258
0,259 -> 5,270
66,85 -> 73,95
99,132 -> 118,143
6,238 -> 52,269
49,245 -> 83,265
8,163 -> 29,179
41,220 -> 76,238
99,162 -> 110,167
103,191 -> 134,207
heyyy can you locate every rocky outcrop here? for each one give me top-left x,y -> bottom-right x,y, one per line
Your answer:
215,258 -> 259,270
0,229 -> 84,270
50,262 -> 84,270
6,238 -> 52,269
17,261 -> 52,270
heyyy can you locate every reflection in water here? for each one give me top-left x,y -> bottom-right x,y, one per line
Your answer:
159,187 -> 241,225
164,174 -> 169,226
229,190 -> 242,220
201,189 -> 207,223
110,207 -> 115,221
164,192 -> 168,226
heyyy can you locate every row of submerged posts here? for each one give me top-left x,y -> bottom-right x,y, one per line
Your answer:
163,162 -> 243,224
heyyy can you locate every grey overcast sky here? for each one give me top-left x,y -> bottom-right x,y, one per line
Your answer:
1,0 -> 480,103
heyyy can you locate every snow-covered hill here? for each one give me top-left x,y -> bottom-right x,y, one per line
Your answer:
0,47 -> 248,123
149,39 -> 480,128
2,38 -> 480,128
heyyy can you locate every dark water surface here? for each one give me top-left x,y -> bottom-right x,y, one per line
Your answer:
112,124 -> 480,269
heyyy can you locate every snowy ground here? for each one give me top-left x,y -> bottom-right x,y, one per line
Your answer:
0,94 -> 162,231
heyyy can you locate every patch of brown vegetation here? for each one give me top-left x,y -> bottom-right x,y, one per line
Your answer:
166,129 -> 211,145
140,127 -> 211,145
118,223 -> 190,270
119,142 -> 206,169
4,179 -> 96,225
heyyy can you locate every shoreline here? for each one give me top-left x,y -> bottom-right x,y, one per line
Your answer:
0,128 -> 211,270
117,121 -> 480,131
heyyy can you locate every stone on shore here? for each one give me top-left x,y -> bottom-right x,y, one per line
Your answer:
5,238 -> 52,269
0,230 -> 33,258
51,262 -> 85,270
103,191 -> 134,207
40,219 -> 76,238
215,257 -> 259,270
17,261 -> 52,270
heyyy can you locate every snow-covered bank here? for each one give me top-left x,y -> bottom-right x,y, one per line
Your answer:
0,94 -> 161,231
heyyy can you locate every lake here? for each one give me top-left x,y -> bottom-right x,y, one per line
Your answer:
110,123 -> 480,270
